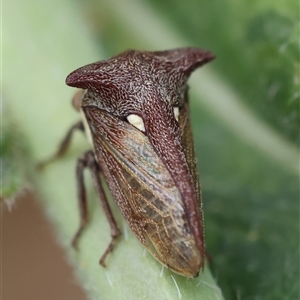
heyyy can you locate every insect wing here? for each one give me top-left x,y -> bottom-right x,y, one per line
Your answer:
83,105 -> 202,277
179,98 -> 203,219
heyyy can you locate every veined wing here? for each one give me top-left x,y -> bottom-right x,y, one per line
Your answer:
84,105 -> 201,277
179,96 -> 203,221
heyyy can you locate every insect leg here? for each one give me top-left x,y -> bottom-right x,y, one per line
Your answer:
71,151 -> 90,251
72,150 -> 121,267
37,121 -> 84,170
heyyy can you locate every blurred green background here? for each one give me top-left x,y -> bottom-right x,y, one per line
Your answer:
3,0 -> 299,299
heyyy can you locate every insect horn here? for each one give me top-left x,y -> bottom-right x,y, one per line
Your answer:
152,47 -> 215,75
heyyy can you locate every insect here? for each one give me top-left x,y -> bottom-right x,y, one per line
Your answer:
42,48 -> 215,278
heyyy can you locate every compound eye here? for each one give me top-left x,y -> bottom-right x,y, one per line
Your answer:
127,114 -> 145,132
173,107 -> 179,122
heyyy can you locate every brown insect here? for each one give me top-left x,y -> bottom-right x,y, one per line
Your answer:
42,48 -> 215,278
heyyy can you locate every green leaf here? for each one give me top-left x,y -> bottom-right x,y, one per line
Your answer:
1,112 -> 30,203
4,0 -> 299,299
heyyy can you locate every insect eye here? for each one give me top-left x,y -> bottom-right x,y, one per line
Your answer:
173,106 -> 180,122
127,114 -> 145,132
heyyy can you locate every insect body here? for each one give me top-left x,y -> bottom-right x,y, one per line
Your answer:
51,48 -> 215,278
